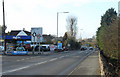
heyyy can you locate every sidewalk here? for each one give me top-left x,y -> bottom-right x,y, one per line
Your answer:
69,51 -> 99,75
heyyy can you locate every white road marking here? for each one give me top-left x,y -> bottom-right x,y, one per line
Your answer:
1,60 -> 48,74
30,57 -> 34,59
17,60 -> 20,61
49,58 -> 58,62
59,56 -> 64,59
1,57 -> 60,74
34,61 -> 48,65
26,58 -> 29,59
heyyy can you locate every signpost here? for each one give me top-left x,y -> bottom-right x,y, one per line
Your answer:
36,34 -> 41,54
31,27 -> 43,55
32,32 -> 36,54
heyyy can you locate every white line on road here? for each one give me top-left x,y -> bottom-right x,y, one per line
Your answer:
26,58 -> 30,59
49,58 -> 58,62
34,61 -> 48,66
1,57 -> 60,74
59,56 -> 64,59
17,60 -> 20,61
30,57 -> 34,59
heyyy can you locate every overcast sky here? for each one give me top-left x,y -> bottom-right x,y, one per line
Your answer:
0,0 -> 119,39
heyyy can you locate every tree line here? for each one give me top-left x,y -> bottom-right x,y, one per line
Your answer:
96,8 -> 119,60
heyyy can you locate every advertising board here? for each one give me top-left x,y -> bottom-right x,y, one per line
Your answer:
58,43 -> 62,49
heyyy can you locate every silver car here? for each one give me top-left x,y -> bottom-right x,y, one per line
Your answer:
0,46 -> 4,52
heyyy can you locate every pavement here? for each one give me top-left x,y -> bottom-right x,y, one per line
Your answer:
69,50 -> 99,75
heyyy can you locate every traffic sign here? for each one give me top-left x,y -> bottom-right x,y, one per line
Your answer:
37,34 -> 41,39
32,32 -> 36,37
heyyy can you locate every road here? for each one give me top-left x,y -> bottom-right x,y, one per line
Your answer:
1,50 -> 98,76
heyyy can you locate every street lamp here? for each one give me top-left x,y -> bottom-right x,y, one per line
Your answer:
57,12 -> 69,38
80,29 -> 83,41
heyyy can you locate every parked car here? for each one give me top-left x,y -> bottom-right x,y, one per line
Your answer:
80,46 -> 88,51
34,45 -> 42,51
0,46 -> 4,52
41,45 -> 50,51
89,47 -> 94,51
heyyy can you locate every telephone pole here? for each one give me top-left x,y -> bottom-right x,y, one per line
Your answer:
2,0 -> 6,53
2,0 -> 5,36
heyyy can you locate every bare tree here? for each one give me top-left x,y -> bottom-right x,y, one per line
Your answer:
66,15 -> 77,38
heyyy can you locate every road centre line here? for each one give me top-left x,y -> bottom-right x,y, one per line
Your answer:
59,56 -> 64,59
17,60 -> 20,61
2,51 -> 86,74
49,58 -> 58,62
1,57 -> 60,74
34,61 -> 48,66
26,58 -> 29,59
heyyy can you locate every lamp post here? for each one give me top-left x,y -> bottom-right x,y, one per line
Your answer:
80,29 -> 83,41
56,12 -> 69,51
57,12 -> 69,40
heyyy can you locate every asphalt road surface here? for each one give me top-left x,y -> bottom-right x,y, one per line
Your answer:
1,50 -> 97,76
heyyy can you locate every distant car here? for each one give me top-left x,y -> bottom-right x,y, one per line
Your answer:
89,47 -> 94,51
0,46 -> 4,52
80,46 -> 87,51
41,45 -> 50,51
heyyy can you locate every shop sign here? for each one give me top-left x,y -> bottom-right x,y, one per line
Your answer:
13,51 -> 28,55
12,36 -> 21,39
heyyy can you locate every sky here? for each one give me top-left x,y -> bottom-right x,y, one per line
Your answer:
0,0 -> 119,39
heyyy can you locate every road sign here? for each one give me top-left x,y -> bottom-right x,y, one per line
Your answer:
32,32 -> 36,37
31,27 -> 43,42
37,34 -> 41,39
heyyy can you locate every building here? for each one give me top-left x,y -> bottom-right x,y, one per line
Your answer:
42,34 -> 55,44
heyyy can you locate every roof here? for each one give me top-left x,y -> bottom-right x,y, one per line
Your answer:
17,30 -> 27,36
10,30 -> 31,36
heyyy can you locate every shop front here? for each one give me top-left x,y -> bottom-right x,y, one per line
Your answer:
5,35 -> 31,55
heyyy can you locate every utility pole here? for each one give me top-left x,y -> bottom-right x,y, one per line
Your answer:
2,0 -> 6,54
2,0 -> 5,36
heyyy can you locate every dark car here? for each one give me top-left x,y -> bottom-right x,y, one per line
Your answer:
89,47 -> 94,51
80,46 -> 87,51
40,45 -> 50,51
